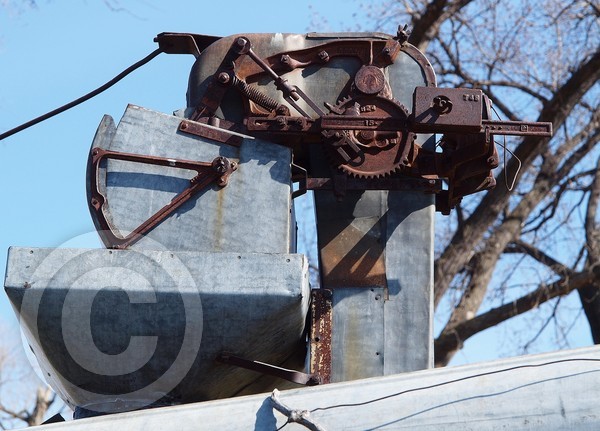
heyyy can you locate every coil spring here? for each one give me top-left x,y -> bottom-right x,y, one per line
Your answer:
233,76 -> 280,112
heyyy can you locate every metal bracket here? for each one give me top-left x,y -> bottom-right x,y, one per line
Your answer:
216,353 -> 321,386
89,148 -> 237,249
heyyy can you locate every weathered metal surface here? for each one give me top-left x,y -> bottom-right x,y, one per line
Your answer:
331,287 -> 386,381
181,31 -> 551,211
26,346 -> 600,430
412,86 -> 484,132
89,149 -> 237,249
384,190 -> 434,373
5,247 -> 309,414
309,289 -> 333,385
313,186 -> 433,381
185,32 -> 434,180
87,105 -> 295,253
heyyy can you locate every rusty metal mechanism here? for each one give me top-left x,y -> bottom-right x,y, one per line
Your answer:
155,29 -> 552,214
89,147 -> 237,249
86,30 -> 553,246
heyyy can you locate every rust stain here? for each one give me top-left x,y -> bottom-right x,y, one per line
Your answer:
310,289 -> 333,384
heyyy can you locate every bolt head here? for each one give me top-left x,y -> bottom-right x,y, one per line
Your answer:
217,72 -> 230,84
318,50 -> 329,61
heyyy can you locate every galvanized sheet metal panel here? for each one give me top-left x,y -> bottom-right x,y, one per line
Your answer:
385,190 -> 434,373
88,104 -> 294,253
331,287 -> 385,381
5,247 -> 309,413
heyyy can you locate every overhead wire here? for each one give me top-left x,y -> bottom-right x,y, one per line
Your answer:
0,48 -> 163,141
491,105 -> 523,192
309,357 -> 600,413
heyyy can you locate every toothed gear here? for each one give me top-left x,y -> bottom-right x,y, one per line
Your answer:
325,95 -> 414,178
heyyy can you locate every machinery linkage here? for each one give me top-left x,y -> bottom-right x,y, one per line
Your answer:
157,30 -> 552,214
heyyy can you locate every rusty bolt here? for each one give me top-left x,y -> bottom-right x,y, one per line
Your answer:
280,55 -> 290,65
396,24 -> 411,45
276,116 -> 287,127
217,72 -> 230,85
180,122 -> 188,130
307,375 -> 322,386
214,157 -> 228,174
383,47 -> 391,56
433,95 -> 453,114
236,37 -> 247,48
359,130 -> 376,141
318,50 -> 329,62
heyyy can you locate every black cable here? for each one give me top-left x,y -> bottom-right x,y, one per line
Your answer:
310,357 -> 600,413
0,48 -> 163,141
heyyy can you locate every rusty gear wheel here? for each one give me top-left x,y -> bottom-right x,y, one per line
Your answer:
324,95 -> 414,178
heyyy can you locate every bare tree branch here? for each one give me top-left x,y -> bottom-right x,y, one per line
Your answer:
435,268 -> 600,365
506,240 -> 572,277
408,0 -> 476,51
435,48 -> 600,307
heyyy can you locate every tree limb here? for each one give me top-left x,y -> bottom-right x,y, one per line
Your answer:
409,0 -> 476,51
435,268 -> 600,365
506,240 -> 572,277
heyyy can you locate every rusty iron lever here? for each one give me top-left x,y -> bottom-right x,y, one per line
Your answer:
216,353 -> 322,386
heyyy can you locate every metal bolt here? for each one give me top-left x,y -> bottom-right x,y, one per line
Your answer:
180,122 -> 188,130
307,375 -> 322,386
217,72 -> 230,84
429,179 -> 436,185
280,55 -> 290,64
318,50 -> 329,62
383,47 -> 391,56
214,157 -> 228,174
236,37 -> 247,48
276,117 -> 287,127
